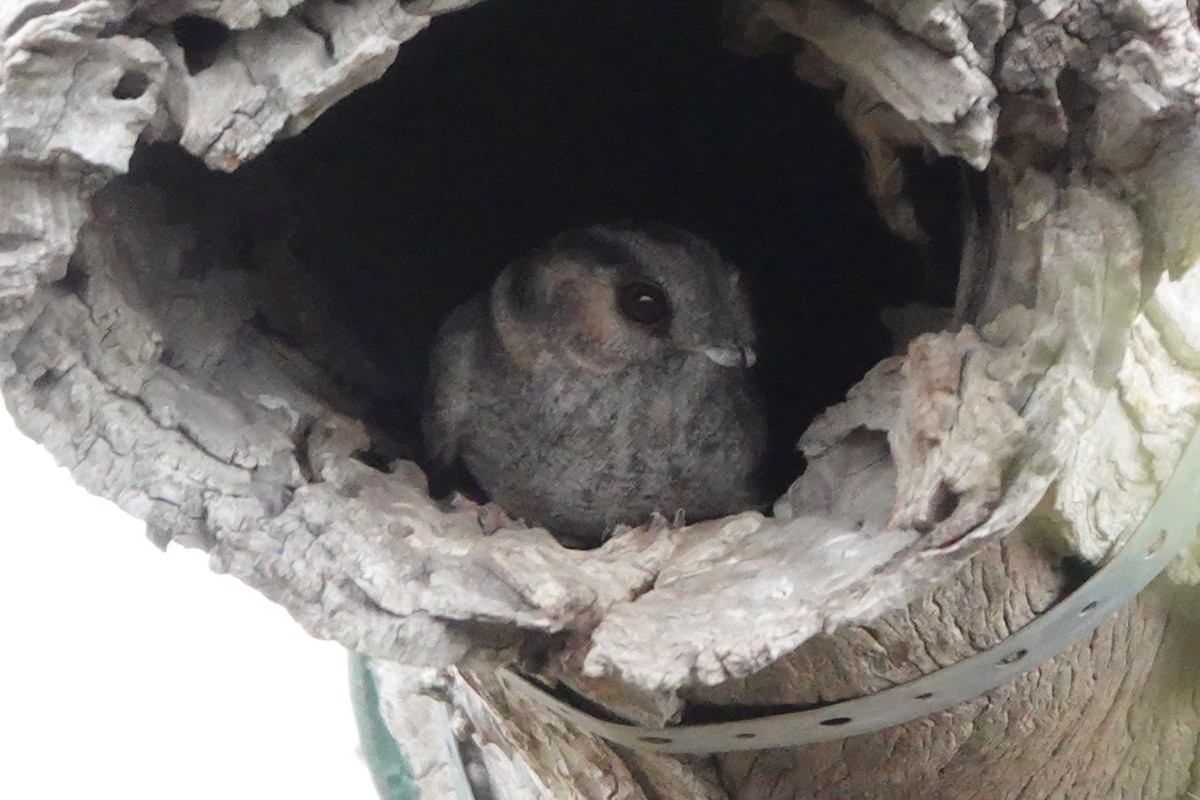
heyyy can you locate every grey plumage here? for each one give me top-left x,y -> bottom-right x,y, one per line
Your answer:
422,223 -> 767,546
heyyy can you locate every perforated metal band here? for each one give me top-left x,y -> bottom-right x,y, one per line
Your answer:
499,422 -> 1200,753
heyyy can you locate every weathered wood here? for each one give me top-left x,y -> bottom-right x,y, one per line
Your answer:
3,0 -> 1200,797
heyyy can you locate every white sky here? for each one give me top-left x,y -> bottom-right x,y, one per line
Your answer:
0,400 -> 378,799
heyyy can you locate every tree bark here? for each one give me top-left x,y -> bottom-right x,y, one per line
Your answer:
3,0 -> 1200,797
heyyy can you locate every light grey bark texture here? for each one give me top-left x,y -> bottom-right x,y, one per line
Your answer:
3,0 -> 1200,798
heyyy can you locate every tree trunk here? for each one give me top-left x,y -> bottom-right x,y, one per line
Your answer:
3,0 -> 1200,797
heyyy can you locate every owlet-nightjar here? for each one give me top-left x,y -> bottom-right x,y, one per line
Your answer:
422,223 -> 767,546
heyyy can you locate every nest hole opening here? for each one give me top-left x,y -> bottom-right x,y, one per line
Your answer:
85,0 -> 964,546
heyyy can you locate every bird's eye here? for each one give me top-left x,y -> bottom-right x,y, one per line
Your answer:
616,280 -> 671,328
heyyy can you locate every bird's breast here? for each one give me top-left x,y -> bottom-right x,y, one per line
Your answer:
460,353 -> 764,542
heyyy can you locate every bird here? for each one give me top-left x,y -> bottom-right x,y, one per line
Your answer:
421,223 -> 768,547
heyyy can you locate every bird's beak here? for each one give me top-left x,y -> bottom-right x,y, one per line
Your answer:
700,344 -> 757,368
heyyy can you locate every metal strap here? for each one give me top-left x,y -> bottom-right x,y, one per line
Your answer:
499,421 -> 1200,753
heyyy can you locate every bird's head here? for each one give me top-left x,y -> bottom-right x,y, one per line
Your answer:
491,223 -> 757,373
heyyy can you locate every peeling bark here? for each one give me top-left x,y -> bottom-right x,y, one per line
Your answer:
3,0 -> 1200,797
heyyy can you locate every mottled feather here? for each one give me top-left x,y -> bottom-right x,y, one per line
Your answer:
422,223 -> 767,546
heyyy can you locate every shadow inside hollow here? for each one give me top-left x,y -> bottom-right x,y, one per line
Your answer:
256,0 -> 957,501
